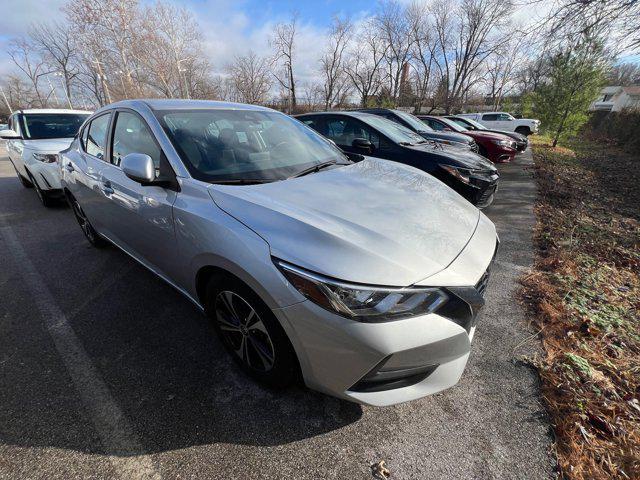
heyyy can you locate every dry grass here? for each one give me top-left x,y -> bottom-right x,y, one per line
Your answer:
522,135 -> 640,479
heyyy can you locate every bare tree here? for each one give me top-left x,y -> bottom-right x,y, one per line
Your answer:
483,34 -> 525,109
226,51 -> 273,104
1,75 -> 38,111
139,1 -> 210,99
29,22 -> 78,107
299,81 -> 324,111
431,0 -> 514,113
376,1 -> 417,103
345,20 -> 388,107
545,0 -> 640,52
65,0 -> 141,100
319,17 -> 352,110
408,3 -> 437,113
7,37 -> 51,107
607,62 -> 640,86
271,12 -> 299,113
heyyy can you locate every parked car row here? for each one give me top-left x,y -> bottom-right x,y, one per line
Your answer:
1,100 -> 514,406
295,111 -> 500,208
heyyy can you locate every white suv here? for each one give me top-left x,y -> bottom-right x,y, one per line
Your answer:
459,112 -> 540,136
1,109 -> 91,206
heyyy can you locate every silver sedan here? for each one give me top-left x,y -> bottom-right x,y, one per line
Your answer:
59,99 -> 498,406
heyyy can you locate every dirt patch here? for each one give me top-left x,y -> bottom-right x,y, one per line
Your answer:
522,136 -> 640,479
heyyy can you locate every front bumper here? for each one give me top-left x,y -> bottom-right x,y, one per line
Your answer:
272,231 -> 498,406
273,299 -> 475,406
491,146 -> 516,163
28,158 -> 62,191
447,171 -> 499,209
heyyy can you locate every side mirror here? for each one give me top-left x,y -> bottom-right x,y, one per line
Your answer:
121,153 -> 155,184
0,129 -> 21,140
443,127 -> 452,132
352,138 -> 373,152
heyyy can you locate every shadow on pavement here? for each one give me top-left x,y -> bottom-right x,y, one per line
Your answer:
0,168 -> 363,456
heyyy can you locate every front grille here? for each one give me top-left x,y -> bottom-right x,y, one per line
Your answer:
470,142 -> 479,153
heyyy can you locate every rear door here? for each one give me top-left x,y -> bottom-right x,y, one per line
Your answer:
99,109 -> 178,277
480,113 -> 499,128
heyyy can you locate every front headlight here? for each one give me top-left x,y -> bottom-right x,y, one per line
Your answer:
32,153 -> 59,163
275,260 -> 448,322
440,164 -> 472,184
492,139 -> 511,147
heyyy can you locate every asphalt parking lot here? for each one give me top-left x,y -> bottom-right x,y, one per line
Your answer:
0,146 -> 555,479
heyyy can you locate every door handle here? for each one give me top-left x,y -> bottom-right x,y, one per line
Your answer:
65,163 -> 75,173
102,182 -> 114,195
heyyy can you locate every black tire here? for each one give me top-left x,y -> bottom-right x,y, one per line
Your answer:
205,274 -> 299,388
68,193 -> 109,248
515,126 -> 531,136
28,172 -> 55,207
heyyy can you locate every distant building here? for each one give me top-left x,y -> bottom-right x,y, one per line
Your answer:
590,86 -> 640,112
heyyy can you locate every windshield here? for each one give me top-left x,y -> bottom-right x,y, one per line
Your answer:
361,115 -> 426,145
456,117 -> 486,130
20,113 -> 89,140
435,117 -> 468,133
156,109 -> 348,183
393,110 -> 434,132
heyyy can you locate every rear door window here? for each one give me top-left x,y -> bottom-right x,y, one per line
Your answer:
482,114 -> 498,121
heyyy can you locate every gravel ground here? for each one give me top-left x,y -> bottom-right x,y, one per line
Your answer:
0,146 -> 555,479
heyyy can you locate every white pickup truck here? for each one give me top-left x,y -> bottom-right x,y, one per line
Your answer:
458,112 -> 540,136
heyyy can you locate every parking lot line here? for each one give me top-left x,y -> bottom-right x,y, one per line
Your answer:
0,224 -> 162,480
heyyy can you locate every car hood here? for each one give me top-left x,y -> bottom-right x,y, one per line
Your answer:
419,130 -> 472,145
23,138 -> 74,153
406,143 -> 497,172
465,130 -> 512,142
209,158 -> 481,286
483,129 -> 526,141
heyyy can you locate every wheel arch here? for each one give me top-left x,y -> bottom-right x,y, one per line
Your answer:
195,262 -> 304,383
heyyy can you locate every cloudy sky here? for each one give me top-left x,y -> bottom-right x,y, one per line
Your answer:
0,0 -> 635,88
0,0 -> 376,85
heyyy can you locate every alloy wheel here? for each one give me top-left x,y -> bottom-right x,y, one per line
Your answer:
215,290 -> 275,372
71,199 -> 96,243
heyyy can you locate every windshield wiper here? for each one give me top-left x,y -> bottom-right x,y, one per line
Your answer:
210,179 -> 272,185
398,141 -> 414,146
288,160 -> 341,179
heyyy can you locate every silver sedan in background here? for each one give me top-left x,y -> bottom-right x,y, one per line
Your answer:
59,99 -> 498,406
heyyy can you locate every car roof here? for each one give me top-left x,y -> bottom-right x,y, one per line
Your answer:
353,108 -> 396,113
295,111 -> 378,120
19,109 -> 93,115
100,99 -> 273,113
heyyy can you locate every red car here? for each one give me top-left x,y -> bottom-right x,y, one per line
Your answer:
418,115 -> 517,163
